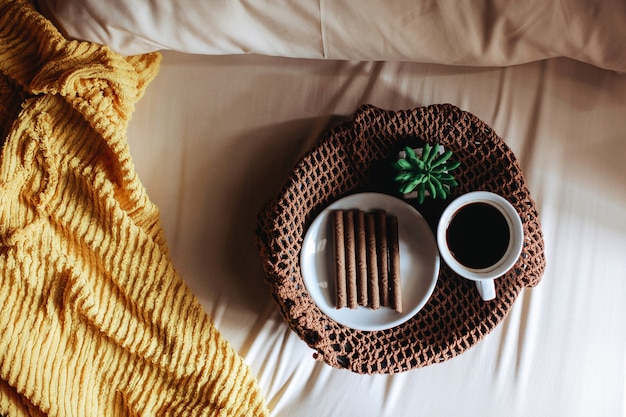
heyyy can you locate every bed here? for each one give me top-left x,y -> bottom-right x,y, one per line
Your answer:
2,1 -> 626,416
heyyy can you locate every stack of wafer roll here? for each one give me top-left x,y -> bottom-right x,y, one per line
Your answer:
332,209 -> 402,313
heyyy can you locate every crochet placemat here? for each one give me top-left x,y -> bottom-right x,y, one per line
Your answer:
256,104 -> 545,374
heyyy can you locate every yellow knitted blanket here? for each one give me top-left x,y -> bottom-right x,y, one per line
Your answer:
0,1 -> 269,415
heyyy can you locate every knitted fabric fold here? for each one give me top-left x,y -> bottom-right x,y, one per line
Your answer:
0,1 -> 269,415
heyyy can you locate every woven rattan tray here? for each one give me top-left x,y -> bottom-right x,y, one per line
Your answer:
256,104 -> 545,374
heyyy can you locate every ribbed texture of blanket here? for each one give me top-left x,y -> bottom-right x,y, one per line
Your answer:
0,1 -> 269,415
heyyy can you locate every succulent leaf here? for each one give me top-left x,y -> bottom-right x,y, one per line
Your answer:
430,150 -> 453,168
394,172 -> 412,182
440,178 -> 459,187
426,179 -> 437,199
395,159 -> 413,170
400,177 -> 420,194
444,160 -> 461,171
425,143 -> 439,166
430,176 -> 445,199
421,143 -> 432,162
404,146 -> 420,166
418,183 -> 426,204
430,165 -> 448,174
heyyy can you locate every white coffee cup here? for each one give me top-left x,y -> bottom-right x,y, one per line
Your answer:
436,191 -> 524,301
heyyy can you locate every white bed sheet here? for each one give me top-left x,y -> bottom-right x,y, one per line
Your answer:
127,52 -> 626,417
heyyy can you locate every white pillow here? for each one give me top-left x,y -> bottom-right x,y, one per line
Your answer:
38,0 -> 626,72
37,0 -> 324,57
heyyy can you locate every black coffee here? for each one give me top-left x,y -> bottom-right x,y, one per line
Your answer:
446,202 -> 510,269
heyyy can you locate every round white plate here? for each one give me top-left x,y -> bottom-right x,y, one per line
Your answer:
300,192 -> 440,331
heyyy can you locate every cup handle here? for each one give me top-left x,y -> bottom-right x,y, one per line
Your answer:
475,280 -> 496,301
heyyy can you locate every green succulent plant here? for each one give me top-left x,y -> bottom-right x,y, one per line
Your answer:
392,143 -> 461,203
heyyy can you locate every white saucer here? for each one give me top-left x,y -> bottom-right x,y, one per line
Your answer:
300,193 -> 440,331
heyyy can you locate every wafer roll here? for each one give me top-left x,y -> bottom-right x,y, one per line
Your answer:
365,212 -> 380,309
354,210 -> 368,306
332,210 -> 347,309
344,210 -> 358,309
375,210 -> 389,307
388,215 -> 402,313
